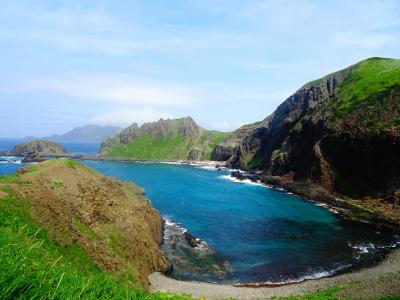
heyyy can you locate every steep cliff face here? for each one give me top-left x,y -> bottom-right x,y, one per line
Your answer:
215,58 -> 400,206
10,160 -> 170,287
100,117 -> 230,161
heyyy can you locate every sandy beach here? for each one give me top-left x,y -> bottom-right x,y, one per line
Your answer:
149,249 -> 400,299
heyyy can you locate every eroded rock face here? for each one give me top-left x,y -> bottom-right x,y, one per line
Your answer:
13,160 -> 170,287
215,58 -> 400,206
9,140 -> 68,158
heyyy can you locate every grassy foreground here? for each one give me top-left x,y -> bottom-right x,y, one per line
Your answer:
0,163 -> 191,300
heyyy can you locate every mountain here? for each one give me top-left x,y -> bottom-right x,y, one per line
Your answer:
213,57 -> 400,221
100,117 -> 230,161
47,124 -> 122,143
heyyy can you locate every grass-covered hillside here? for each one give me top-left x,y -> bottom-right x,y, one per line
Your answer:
332,57 -> 400,120
100,117 -> 230,161
0,160 -> 191,299
211,57 -> 400,218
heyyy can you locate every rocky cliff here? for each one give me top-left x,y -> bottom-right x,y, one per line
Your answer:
9,140 -> 69,160
9,159 -> 170,287
100,117 -> 230,161
213,57 -> 400,221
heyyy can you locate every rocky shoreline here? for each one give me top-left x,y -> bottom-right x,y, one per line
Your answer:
229,170 -> 400,230
149,248 -> 400,299
161,218 -> 233,281
7,152 -> 399,229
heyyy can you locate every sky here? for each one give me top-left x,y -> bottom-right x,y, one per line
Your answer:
0,0 -> 399,137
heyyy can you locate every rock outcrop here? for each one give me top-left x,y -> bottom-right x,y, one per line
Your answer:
214,57 -> 400,222
9,140 -> 69,161
100,117 -> 230,161
11,160 -> 170,287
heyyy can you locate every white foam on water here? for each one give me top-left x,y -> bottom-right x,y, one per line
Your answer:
0,156 -> 23,164
163,217 -> 188,235
162,217 -> 210,250
234,263 -> 352,287
158,161 -> 184,165
218,174 -> 269,188
349,242 -> 376,254
194,165 -> 218,171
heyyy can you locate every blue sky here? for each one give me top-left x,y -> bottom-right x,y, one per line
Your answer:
0,0 -> 399,137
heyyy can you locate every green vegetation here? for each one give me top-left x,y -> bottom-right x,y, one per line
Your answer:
108,230 -> 124,256
333,57 -> 400,118
107,134 -> 187,160
73,220 -> 99,240
247,155 -> 262,168
0,172 -> 191,299
52,177 -> 64,188
0,173 -> 19,183
107,131 -> 230,161
201,130 -> 231,160
64,159 -> 80,169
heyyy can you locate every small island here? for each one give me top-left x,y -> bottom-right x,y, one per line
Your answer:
9,140 -> 70,162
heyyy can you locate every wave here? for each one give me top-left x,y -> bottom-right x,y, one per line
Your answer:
0,156 -> 23,164
349,236 -> 400,254
218,174 -> 270,188
163,217 -> 210,251
234,263 -> 352,287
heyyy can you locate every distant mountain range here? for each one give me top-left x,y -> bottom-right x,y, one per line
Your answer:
25,125 -> 122,143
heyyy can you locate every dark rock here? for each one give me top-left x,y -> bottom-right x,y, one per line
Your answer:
10,140 -> 69,159
161,219 -> 233,279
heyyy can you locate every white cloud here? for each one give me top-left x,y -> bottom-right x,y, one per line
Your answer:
90,107 -> 173,127
332,31 -> 393,48
23,74 -> 197,107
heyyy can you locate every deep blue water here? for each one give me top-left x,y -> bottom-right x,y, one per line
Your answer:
82,160 -> 399,284
0,137 -> 398,284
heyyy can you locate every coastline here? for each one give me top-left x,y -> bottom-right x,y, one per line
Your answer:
3,155 -> 400,298
149,248 -> 400,299
228,171 -> 400,229
78,155 -> 227,168
78,155 -> 400,229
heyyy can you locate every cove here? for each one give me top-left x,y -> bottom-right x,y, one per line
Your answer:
83,160 -> 399,285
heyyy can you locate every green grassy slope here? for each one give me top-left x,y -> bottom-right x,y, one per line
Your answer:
0,167 -> 191,299
106,130 -> 230,161
332,57 -> 400,118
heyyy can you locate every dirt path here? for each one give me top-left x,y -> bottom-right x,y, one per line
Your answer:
149,249 -> 400,299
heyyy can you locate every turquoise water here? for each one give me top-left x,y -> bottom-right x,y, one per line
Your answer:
0,150 -> 398,284
82,160 -> 398,284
